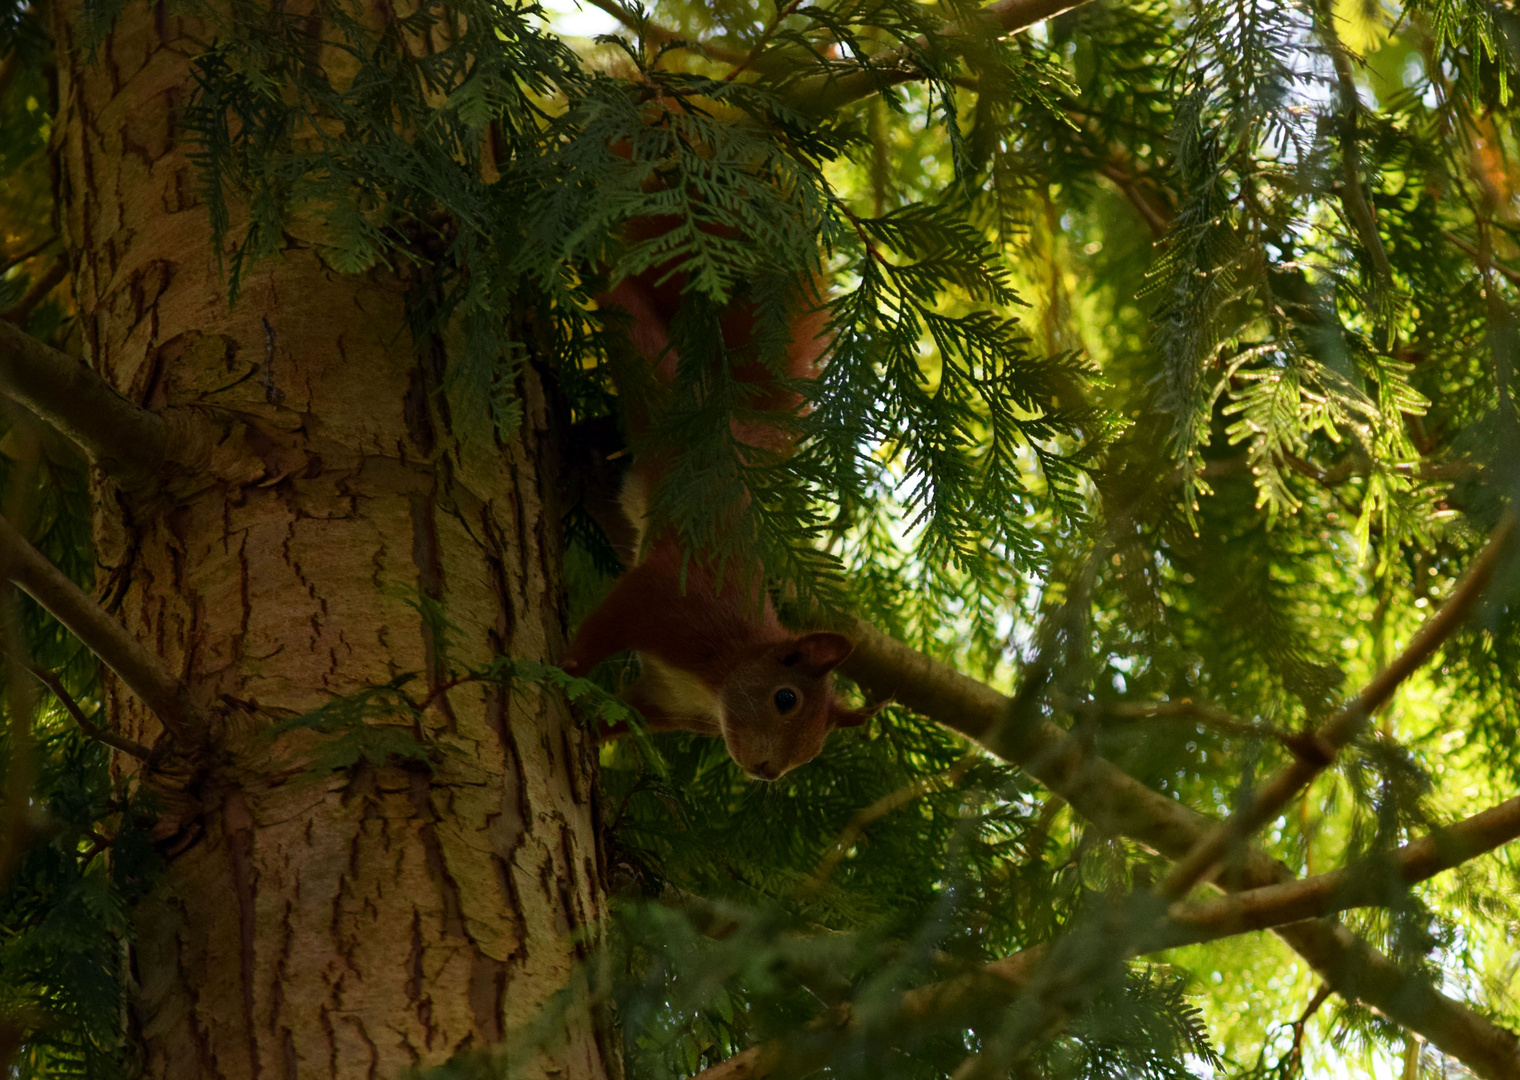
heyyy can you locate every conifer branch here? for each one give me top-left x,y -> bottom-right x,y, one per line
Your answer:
1059,694 -> 1305,749
0,513 -> 199,740
579,0 -> 749,63
687,793 -> 1520,1080
784,0 -> 1091,115
840,612 -> 1520,1080
570,0 -> 1090,112
1156,792 -> 1520,947
805,755 -> 977,889
1443,230 -> 1520,286
26,663 -> 153,759
0,321 -> 240,489
1156,510 -> 1518,901
1315,0 -> 1395,294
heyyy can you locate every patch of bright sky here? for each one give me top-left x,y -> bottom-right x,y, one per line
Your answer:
536,0 -> 621,39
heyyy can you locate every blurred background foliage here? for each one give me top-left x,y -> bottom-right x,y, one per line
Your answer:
0,0 -> 1514,1076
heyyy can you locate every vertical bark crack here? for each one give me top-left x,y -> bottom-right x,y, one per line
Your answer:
223,790 -> 263,1078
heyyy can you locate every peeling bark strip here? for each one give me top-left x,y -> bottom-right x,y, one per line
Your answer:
49,0 -> 611,1076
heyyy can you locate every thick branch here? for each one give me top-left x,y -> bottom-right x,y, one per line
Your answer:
26,663 -> 152,759
1098,160 -> 1171,237
0,513 -> 198,739
1158,511 -> 1517,900
688,780 -> 1520,1080
839,618 -> 1520,1079
0,320 -> 247,488
1158,793 -> 1520,948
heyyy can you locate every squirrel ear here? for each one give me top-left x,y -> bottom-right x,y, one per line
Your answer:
788,632 -> 854,676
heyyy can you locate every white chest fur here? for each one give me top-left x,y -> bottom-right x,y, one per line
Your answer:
636,652 -> 724,735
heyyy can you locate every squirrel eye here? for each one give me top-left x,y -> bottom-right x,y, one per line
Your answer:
773,688 -> 798,714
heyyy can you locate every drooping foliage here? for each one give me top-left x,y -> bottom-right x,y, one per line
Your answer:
0,0 -> 1517,1077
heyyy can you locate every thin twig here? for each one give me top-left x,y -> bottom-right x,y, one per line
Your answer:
840,621 -> 1520,1079
724,0 -> 806,80
25,663 -> 152,759
0,512 -> 199,740
1315,1 -> 1395,293
1156,510 -> 1518,901
0,257 -> 68,328
783,0 -> 1093,115
1062,694 -> 1305,751
686,791 -> 1520,1080
1098,160 -> 1172,237
0,236 -> 58,279
1443,229 -> 1520,286
570,0 -> 1089,112
1281,984 -> 1333,1080
578,0 -> 749,64
805,755 -> 976,889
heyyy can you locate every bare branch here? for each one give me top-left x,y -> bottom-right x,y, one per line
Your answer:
840,617 -> 1520,1079
26,663 -> 153,760
1098,160 -> 1172,237
1278,449 -> 1475,488
1280,985 -> 1333,1080
0,237 -> 58,279
1157,793 -> 1520,948
688,793 -> 1520,1080
0,320 -> 255,489
0,512 -> 199,739
0,581 -> 37,892
1157,511 -> 1518,900
1060,693 -> 1306,749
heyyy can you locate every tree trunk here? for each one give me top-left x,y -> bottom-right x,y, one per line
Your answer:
50,2 -> 611,1076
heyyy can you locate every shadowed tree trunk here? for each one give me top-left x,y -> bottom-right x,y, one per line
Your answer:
48,0 -> 611,1075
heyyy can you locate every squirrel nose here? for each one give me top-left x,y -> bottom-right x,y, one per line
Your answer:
752,761 -> 781,780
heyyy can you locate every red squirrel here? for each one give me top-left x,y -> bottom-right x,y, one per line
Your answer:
563,211 -> 868,781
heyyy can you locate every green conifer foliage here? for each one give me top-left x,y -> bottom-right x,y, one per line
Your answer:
0,0 -> 1517,1076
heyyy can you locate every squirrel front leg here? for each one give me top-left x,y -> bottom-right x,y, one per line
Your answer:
595,666 -> 724,744
561,566 -> 651,676
562,548 -> 707,676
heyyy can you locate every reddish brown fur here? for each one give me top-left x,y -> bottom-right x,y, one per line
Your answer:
562,537 -> 861,778
604,213 -> 830,461
563,202 -> 866,779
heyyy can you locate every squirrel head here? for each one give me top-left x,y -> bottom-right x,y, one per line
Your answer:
717,631 -> 871,780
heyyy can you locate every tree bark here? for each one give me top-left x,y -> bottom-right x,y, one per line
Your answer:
50,2 -> 611,1077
